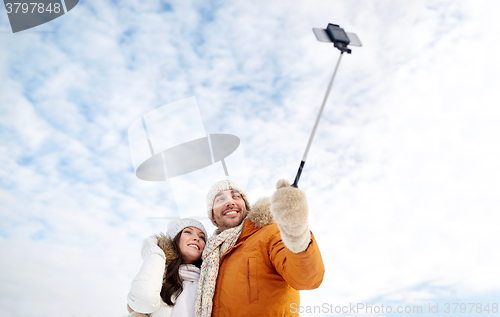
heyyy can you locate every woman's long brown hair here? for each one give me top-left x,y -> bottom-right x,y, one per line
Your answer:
160,231 -> 203,306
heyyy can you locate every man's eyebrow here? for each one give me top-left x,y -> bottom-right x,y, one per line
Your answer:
214,189 -> 239,199
214,192 -> 223,199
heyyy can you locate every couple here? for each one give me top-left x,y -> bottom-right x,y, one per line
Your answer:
127,179 -> 325,317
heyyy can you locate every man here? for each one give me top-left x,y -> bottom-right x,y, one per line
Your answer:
195,179 -> 324,317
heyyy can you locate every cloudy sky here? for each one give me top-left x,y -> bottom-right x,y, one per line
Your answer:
1,0 -> 499,316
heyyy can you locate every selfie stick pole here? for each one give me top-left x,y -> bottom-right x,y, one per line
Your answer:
291,52 -> 344,188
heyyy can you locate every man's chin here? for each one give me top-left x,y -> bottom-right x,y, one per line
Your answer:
222,217 -> 244,229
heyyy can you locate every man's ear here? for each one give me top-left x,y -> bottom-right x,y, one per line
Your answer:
211,212 -> 217,225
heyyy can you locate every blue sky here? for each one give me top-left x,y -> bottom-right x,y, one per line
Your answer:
1,0 -> 500,316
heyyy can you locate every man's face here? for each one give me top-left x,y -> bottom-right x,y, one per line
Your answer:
212,189 -> 247,232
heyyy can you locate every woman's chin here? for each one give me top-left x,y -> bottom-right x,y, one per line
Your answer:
182,254 -> 202,264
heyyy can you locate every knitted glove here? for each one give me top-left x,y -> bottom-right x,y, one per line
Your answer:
271,179 -> 311,253
141,236 -> 166,260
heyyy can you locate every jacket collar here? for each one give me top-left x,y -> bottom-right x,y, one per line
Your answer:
219,219 -> 257,262
216,197 -> 276,261
237,218 -> 259,244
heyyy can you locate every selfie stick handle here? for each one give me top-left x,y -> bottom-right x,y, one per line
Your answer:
292,51 -> 344,188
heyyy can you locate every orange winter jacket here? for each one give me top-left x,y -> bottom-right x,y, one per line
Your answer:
211,216 -> 325,317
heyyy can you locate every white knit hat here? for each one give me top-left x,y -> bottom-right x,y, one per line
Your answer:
166,218 -> 208,240
206,179 -> 251,226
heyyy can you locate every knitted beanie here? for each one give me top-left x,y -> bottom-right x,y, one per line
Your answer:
166,218 -> 208,240
206,180 -> 251,226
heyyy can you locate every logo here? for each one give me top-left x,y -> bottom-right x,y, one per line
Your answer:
128,97 -> 248,219
4,0 -> 79,33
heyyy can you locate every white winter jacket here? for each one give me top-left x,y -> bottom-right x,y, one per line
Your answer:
127,237 -> 201,317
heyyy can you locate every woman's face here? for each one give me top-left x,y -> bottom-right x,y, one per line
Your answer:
178,226 -> 206,264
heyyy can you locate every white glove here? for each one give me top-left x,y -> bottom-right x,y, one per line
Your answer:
141,236 -> 166,260
271,179 -> 311,253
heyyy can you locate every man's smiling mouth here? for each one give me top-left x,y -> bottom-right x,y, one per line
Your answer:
223,208 -> 239,216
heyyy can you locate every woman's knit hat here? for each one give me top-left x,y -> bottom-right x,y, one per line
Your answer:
166,218 -> 208,240
206,179 -> 251,226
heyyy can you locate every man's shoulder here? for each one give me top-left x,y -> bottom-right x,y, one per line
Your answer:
235,197 -> 277,243
247,197 -> 276,228
244,218 -> 279,235
237,217 -> 279,246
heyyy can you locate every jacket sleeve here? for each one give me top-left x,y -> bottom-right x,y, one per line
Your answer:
127,237 -> 166,314
268,229 -> 325,290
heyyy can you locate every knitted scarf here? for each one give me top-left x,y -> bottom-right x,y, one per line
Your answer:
171,264 -> 201,317
194,220 -> 245,317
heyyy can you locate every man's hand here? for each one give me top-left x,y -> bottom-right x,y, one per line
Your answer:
271,179 -> 311,253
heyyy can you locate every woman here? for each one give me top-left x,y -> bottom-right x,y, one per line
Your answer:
127,218 -> 207,317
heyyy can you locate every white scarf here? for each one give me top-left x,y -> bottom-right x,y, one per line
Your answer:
171,264 -> 201,317
194,220 -> 246,317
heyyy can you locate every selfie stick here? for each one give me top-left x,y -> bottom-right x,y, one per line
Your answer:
291,24 -> 362,188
